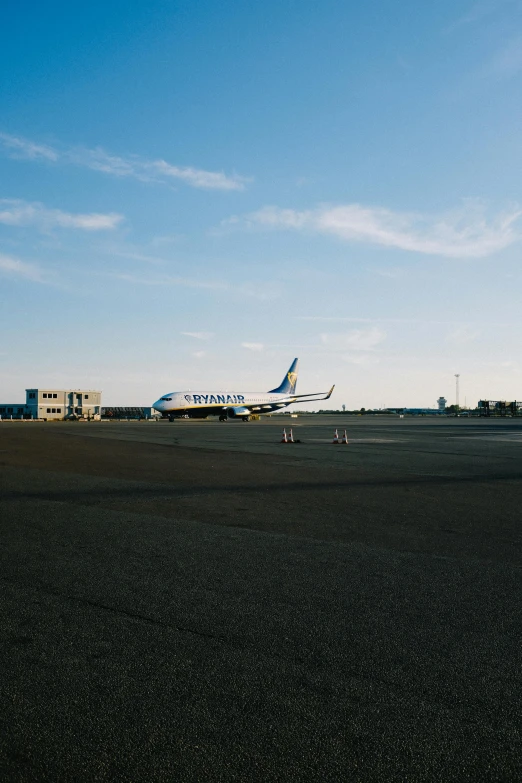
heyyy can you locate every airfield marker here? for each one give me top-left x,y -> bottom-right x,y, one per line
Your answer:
280,426 -> 301,443
332,429 -> 340,444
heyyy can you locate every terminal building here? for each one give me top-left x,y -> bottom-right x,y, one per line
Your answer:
0,389 -> 102,420
385,397 -> 447,416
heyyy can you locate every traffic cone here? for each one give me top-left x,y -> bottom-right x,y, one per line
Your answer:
332,429 -> 340,444
288,428 -> 295,443
341,429 -> 349,444
281,428 -> 288,443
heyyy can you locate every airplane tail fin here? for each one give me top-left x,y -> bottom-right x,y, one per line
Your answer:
269,358 -> 299,395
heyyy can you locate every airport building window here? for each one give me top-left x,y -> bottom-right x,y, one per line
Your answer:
57,408 -> 61,413
43,393 -> 47,398
17,408 -> 23,414
7,408 -> 13,413
47,408 -> 51,413
29,392 -> 35,399
0,408 -> 5,413
53,393 -> 57,398
85,394 -> 89,399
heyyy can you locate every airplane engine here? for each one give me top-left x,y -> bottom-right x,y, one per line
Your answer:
226,406 -> 251,419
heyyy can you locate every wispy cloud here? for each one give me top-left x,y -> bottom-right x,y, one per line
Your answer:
342,353 -> 381,366
374,267 -> 404,279
107,272 -> 228,291
241,342 -> 264,351
0,252 -> 47,282
298,316 -> 518,327
181,331 -> 214,340
192,351 -> 206,359
481,35 -> 522,80
104,248 -> 166,265
231,200 -> 522,258
320,328 -> 386,351
0,132 -> 58,161
0,199 -> 123,231
446,0 -> 519,32
104,272 -> 278,300
151,234 -> 183,247
446,325 -> 481,345
0,132 -> 249,191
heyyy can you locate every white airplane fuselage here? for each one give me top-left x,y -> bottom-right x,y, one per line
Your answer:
152,358 -> 334,421
153,390 -> 297,419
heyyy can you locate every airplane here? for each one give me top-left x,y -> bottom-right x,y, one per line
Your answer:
152,358 -> 334,421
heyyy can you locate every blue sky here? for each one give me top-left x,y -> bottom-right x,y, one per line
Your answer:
1,0 -> 521,407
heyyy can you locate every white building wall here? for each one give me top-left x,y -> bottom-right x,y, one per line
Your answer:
25,389 -> 102,419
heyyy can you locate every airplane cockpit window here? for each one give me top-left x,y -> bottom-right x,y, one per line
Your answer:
161,397 -> 172,401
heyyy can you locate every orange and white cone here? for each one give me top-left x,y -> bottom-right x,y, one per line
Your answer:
288,428 -> 295,443
281,428 -> 288,443
332,429 -> 340,444
341,429 -> 349,444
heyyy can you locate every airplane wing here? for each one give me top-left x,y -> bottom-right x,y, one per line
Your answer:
279,385 -> 335,404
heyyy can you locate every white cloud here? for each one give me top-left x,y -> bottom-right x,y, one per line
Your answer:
342,353 -> 380,366
107,272 -> 228,290
237,281 -> 282,301
0,133 -> 248,191
181,331 -> 214,340
446,325 -> 481,345
482,35 -> 522,80
193,351 -> 206,359
105,249 -> 166,265
236,200 -> 522,258
298,316 -> 515,327
241,342 -> 264,351
320,328 -> 387,351
103,272 -> 280,301
70,147 -> 142,178
0,132 -> 58,161
446,0 -> 511,30
0,199 -> 123,231
150,159 -> 246,191
151,234 -> 183,247
374,267 -> 404,279
0,252 -> 46,282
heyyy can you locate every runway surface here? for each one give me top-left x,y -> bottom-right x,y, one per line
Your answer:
1,417 -> 521,781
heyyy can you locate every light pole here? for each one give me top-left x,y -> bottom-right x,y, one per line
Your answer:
454,374 -> 460,409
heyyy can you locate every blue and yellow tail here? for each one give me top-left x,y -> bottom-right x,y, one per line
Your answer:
269,358 -> 299,394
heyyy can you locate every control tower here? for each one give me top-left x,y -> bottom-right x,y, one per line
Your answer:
437,396 -> 447,413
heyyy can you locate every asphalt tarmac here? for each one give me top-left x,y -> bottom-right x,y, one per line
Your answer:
1,417 -> 521,781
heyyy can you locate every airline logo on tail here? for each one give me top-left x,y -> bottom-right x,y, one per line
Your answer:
287,371 -> 298,391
